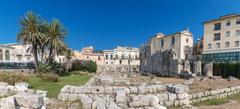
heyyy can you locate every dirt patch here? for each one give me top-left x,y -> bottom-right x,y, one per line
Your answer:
189,78 -> 240,94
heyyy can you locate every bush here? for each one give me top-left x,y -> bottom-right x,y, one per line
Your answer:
72,60 -> 97,73
38,73 -> 59,82
213,62 -> 240,78
0,72 -> 29,85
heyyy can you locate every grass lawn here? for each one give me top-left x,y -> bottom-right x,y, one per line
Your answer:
192,98 -> 229,106
28,74 -> 91,98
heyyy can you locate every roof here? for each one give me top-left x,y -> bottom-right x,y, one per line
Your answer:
0,44 -> 14,49
203,13 -> 240,24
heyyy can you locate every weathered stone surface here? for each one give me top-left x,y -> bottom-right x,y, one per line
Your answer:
78,94 -> 92,109
168,93 -> 177,101
92,97 -> 106,109
167,84 -> 189,94
14,93 -> 44,108
107,101 -> 121,109
156,93 -> 168,102
177,93 -> 188,100
129,87 -> 138,94
15,82 -> 29,92
0,96 -> 15,109
203,62 -> 213,77
115,89 -> 126,107
0,85 -> 9,96
129,95 -> 159,108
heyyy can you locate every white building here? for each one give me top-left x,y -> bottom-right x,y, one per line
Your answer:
103,46 -> 140,66
5,43 -> 34,62
0,44 -> 14,62
202,14 -> 240,62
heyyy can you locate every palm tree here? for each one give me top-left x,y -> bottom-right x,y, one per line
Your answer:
45,19 -> 68,64
17,11 -> 45,69
64,49 -> 74,72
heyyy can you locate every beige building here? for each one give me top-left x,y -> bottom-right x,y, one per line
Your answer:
140,29 -> 194,76
103,46 -> 140,66
74,46 -> 105,65
5,43 -> 34,62
142,29 -> 193,60
0,44 -> 14,62
202,14 -> 240,62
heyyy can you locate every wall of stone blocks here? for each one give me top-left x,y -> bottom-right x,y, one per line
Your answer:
58,84 -> 190,109
189,85 -> 240,103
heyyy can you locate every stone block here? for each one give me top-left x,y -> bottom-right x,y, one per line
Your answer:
15,82 -> 28,92
14,93 -> 44,109
129,87 -> 138,94
156,93 -> 168,102
168,93 -> 177,101
0,96 -> 15,109
129,95 -> 159,108
177,93 -> 188,100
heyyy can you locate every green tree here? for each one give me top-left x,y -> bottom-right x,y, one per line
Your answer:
17,11 -> 45,69
45,19 -> 68,64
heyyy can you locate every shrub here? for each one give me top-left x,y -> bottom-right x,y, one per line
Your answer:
0,72 -> 29,85
72,60 -> 97,73
38,73 -> 59,82
213,62 -> 240,78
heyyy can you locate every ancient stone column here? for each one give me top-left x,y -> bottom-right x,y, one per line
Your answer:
193,60 -> 201,76
184,60 -> 191,74
203,62 -> 213,77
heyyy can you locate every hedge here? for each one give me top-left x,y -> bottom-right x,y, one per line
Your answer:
213,63 -> 240,78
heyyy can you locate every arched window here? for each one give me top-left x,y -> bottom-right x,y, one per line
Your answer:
5,50 -> 10,60
0,49 -> 3,60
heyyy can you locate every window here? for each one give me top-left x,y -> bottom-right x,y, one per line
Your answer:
5,50 -> 10,60
87,56 -> 89,59
235,41 -> 240,47
236,19 -> 240,24
98,56 -> 101,61
208,44 -> 212,49
236,30 -> 240,36
105,55 -> 108,59
214,33 -> 221,41
214,23 -> 221,31
216,43 -> 220,49
110,55 -> 113,59
186,38 -> 189,43
0,49 -> 3,60
171,37 -> 175,45
225,31 -> 230,37
225,42 -> 230,48
226,20 -> 231,26
161,39 -> 164,47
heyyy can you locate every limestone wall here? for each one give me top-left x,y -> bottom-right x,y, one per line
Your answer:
58,84 -> 190,109
189,85 -> 240,103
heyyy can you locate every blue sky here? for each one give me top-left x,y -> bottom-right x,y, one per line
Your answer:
0,0 -> 239,50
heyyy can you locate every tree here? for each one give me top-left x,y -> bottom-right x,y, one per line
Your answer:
64,49 -> 74,72
17,11 -> 45,69
45,19 -> 68,64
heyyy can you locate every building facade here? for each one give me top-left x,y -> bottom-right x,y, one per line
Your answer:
202,14 -> 240,62
140,30 -> 194,75
0,44 -> 14,62
74,46 -> 105,65
103,46 -> 140,66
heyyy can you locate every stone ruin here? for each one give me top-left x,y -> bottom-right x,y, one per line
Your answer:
0,82 -> 47,109
140,48 -> 213,78
59,82 -> 190,109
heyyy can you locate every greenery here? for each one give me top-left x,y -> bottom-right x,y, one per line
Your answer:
17,11 -> 70,69
37,73 -> 59,82
29,74 -> 91,98
192,98 -> 229,106
72,60 -> 97,73
213,62 -> 240,78
0,72 -> 29,85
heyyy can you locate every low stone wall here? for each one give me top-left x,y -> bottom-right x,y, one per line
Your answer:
58,84 -> 190,109
190,85 -> 240,103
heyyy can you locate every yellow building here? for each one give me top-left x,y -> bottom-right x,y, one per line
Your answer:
202,14 -> 240,62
